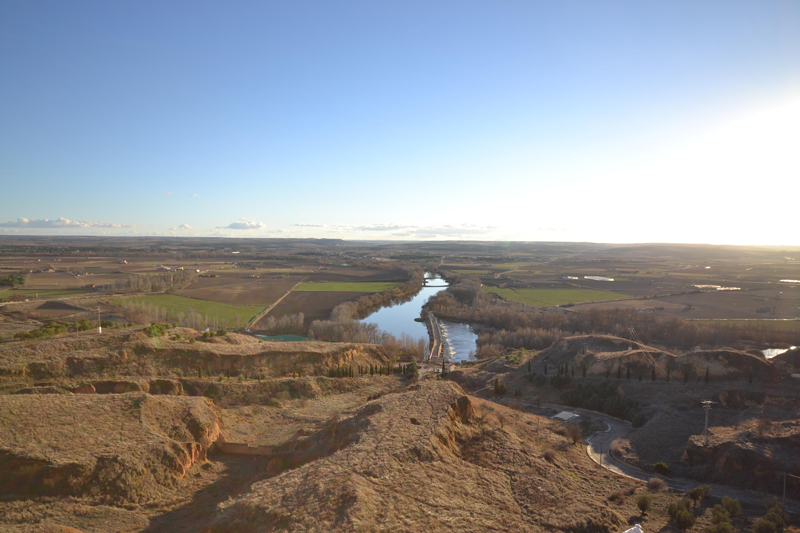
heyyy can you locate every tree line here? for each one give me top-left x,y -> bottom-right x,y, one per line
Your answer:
428,280 -> 799,349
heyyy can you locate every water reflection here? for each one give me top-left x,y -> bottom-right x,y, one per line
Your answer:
361,273 -> 478,361
762,346 -> 796,359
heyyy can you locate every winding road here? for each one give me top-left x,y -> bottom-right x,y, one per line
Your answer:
539,403 -> 799,514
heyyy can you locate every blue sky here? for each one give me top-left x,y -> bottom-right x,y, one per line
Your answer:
1,1 -> 799,244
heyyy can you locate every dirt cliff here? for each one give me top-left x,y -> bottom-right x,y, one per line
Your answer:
208,380 -> 632,533
0,393 -> 220,504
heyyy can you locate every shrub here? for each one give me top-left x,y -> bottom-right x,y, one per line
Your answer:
405,361 -> 419,380
189,337 -> 196,344
216,329 -> 227,336
668,499 -> 693,520
145,323 -> 169,337
608,490 -> 626,504
720,497 -> 742,518
528,373 -> 547,386
637,493 -> 653,515
755,519 -> 777,533
705,522 -> 733,533
688,485 -> 712,505
550,374 -> 572,389
560,383 -> 640,422
654,462 -> 670,475
493,378 -> 507,396
647,477 -> 666,491
760,498 -> 788,532
565,422 -> 582,444
710,505 -> 730,525
544,449 -> 557,463
674,509 -> 696,532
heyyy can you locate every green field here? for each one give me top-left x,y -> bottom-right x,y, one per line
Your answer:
119,295 -> 264,325
483,287 -> 633,307
492,262 -> 534,269
452,270 -> 491,275
293,282 -> 399,292
0,288 -> 88,300
256,334 -> 311,342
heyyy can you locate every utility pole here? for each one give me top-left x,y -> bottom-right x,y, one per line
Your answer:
783,472 -> 800,512
701,399 -> 713,446
97,307 -> 101,335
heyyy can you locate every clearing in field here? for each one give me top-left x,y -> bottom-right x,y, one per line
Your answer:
176,281 -> 295,305
293,282 -> 399,292
119,294 -> 265,326
491,262 -> 536,269
0,288 -> 88,300
484,286 -> 632,307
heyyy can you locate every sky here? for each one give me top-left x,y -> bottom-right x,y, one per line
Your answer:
1,1 -> 799,245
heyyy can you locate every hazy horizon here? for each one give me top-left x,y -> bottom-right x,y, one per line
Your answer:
2,1 -> 799,245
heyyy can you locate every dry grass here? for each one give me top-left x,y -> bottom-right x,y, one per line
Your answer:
0,393 -> 220,504
209,381 -> 642,532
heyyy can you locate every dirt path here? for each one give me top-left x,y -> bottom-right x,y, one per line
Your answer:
245,278 -> 306,329
538,403 -> 799,514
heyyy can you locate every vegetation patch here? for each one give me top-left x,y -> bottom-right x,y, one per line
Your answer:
119,294 -> 264,327
257,334 -> 311,342
294,282 -> 400,292
0,288 -> 87,301
483,287 -> 632,307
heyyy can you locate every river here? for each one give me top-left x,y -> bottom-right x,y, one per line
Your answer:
361,272 -> 478,361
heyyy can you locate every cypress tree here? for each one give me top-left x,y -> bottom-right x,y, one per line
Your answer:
571,364 -> 575,377
581,361 -> 587,378
441,360 -> 446,374
651,366 -> 656,381
617,365 -> 622,379
704,367 -> 709,384
528,360 -> 532,373
626,367 -> 631,380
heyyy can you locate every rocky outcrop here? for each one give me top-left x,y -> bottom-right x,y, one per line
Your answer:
533,335 -> 773,380
683,421 -> 800,498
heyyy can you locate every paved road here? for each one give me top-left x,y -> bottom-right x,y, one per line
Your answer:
537,403 -> 799,514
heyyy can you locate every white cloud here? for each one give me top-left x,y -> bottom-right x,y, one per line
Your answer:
0,217 -> 132,228
293,223 -> 326,227
218,218 -> 266,230
165,191 -> 173,196
177,224 -> 194,230
188,193 -> 200,197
